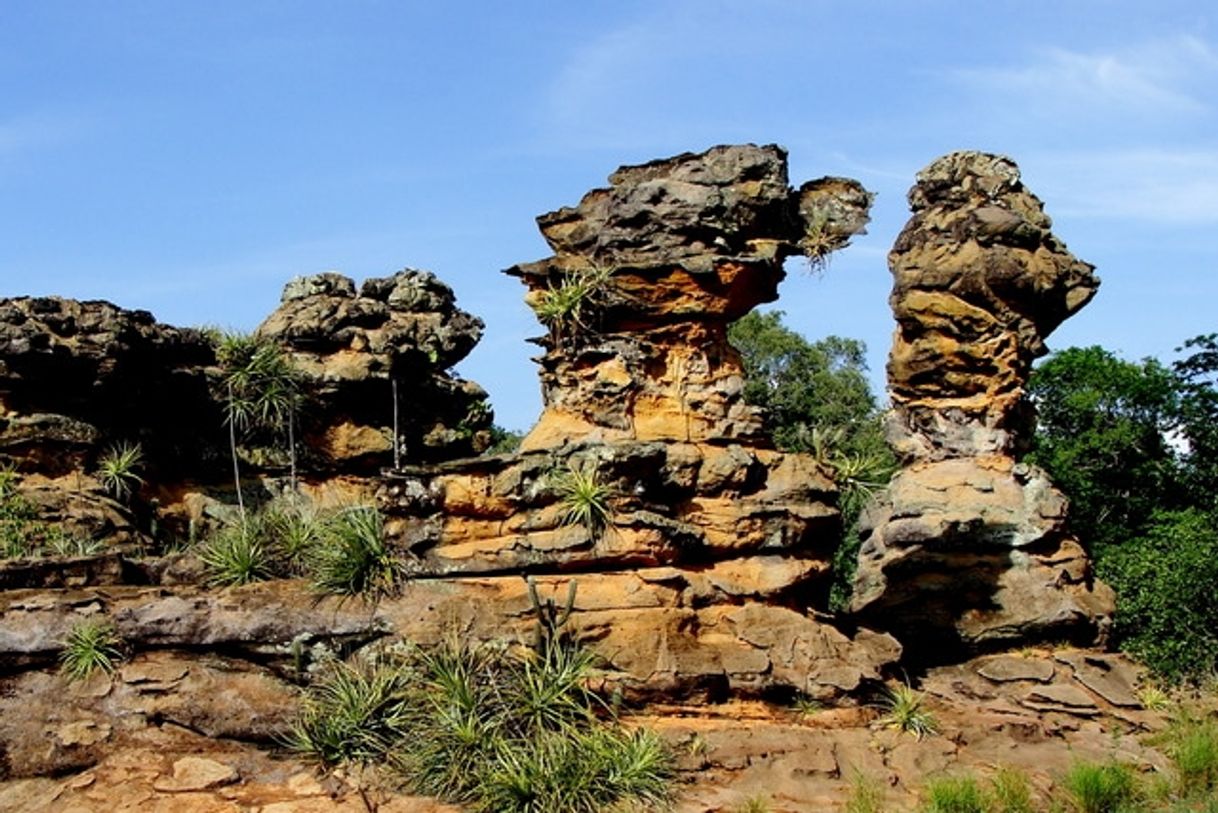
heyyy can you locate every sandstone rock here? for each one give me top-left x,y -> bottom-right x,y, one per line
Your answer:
151,757 -> 238,792
509,144 -> 872,447
976,654 -> 1055,683
257,269 -> 491,469
850,152 -> 1114,657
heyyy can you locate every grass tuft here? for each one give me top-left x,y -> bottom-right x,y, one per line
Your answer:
59,618 -> 123,682
95,441 -> 144,501
554,463 -> 615,541
923,775 -> 986,813
290,636 -> 675,813
1061,760 -> 1139,813
199,522 -> 276,586
308,505 -> 402,600
879,682 -> 939,740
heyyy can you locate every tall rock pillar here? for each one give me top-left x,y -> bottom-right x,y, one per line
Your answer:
850,152 -> 1114,659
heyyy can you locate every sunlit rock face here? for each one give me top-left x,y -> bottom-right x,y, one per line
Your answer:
851,152 -> 1114,660
257,269 -> 492,471
378,144 -> 902,701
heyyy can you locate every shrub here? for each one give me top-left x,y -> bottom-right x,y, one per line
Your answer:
1097,509 -> 1218,681
59,618 -> 124,682
289,636 -> 675,813
878,682 -> 939,740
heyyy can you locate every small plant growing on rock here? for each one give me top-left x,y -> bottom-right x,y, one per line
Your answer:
923,775 -> 986,813
308,505 -> 402,600
554,462 -> 616,541
199,522 -> 276,586
289,634 -> 675,813
878,682 -> 939,740
96,441 -> 144,501
59,618 -> 124,682
530,262 -> 618,345
844,773 -> 886,813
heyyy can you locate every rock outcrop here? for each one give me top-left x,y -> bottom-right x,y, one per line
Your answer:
378,144 -> 898,701
850,152 -> 1114,658
257,269 -> 492,471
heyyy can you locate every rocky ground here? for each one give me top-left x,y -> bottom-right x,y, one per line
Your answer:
0,642 -> 1171,812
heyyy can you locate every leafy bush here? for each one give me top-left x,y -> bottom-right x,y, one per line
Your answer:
59,618 -> 124,682
289,637 -> 675,813
1097,509 -> 1218,681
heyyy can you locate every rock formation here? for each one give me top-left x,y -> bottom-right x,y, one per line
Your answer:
0,270 -> 490,550
850,151 -> 1115,658
257,269 -> 492,471
378,144 -> 899,701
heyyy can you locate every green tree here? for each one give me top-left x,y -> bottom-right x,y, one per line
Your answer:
216,333 -> 303,520
729,311 -> 886,460
1027,346 -> 1183,552
1173,333 -> 1218,509
728,310 -> 893,608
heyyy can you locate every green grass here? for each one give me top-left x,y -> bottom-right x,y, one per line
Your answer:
923,775 -> 987,813
989,767 -> 1035,813
289,636 -> 675,813
844,774 -> 886,813
1165,715 -> 1218,798
59,618 -> 124,682
95,441 -> 144,501
879,682 -> 940,740
1061,761 -> 1139,813
733,796 -> 771,813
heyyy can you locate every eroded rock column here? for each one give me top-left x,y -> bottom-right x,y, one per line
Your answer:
380,144 -> 901,701
850,152 -> 1114,659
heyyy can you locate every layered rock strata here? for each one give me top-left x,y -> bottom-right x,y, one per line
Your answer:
379,144 -> 899,700
257,269 -> 492,471
850,151 -> 1114,657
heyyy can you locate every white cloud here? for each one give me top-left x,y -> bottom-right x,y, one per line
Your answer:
0,111 -> 90,158
1026,148 -> 1218,225
952,35 -> 1218,117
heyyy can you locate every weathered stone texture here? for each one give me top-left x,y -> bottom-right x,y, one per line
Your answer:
851,152 -> 1113,657
257,269 -> 492,469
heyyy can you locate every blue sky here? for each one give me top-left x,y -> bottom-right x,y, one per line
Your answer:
3,1 -> 1215,430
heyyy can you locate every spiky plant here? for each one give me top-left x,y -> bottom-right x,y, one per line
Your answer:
878,682 -> 939,740
529,262 -> 618,345
199,522 -> 277,586
554,462 -> 616,541
96,441 -> 144,501
215,332 -> 303,519
59,618 -> 123,682
309,506 -> 402,600
290,632 -> 675,813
